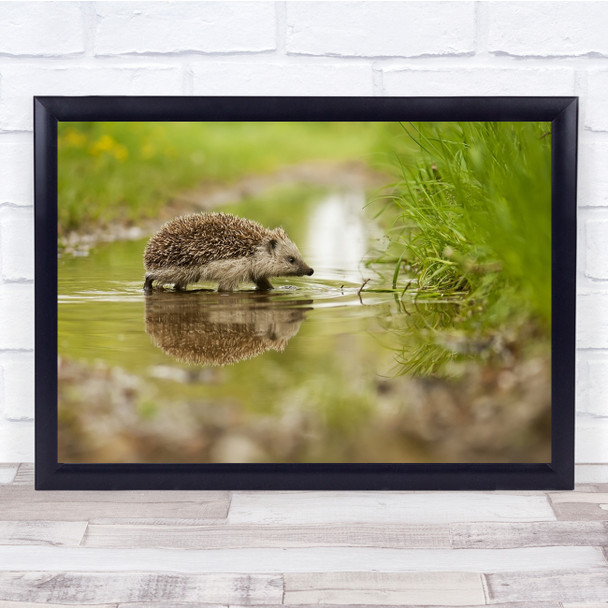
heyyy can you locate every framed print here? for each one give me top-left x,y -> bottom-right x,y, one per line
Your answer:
35,96 -> 577,490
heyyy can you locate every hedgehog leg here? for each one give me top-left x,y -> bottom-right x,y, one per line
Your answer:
254,278 -> 274,291
143,274 -> 155,291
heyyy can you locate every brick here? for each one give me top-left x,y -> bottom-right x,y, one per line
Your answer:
585,71 -> 608,132
191,61 -> 374,96
0,65 -> 184,132
0,207 -> 34,281
576,464 -> 608,482
576,416 -> 608,463
0,421 -> 33,463
0,135 -> 33,205
577,356 -> 608,417
585,220 -> 608,281
577,294 -> 608,349
0,284 -> 33,350
95,2 -> 276,55
0,3 -> 85,57
578,140 -> 608,206
286,2 -> 475,57
488,2 -> 608,57
381,66 -> 575,96
0,353 -> 34,421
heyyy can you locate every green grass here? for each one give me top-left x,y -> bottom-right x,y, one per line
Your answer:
386,121 -> 551,324
372,121 -> 552,375
57,121 -> 390,233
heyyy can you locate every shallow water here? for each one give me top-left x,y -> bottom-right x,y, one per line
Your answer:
58,187 -> 551,464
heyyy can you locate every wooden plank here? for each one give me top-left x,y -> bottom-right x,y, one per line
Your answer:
0,546 -> 603,573
0,521 -> 87,547
572,484 -> 607,492
0,572 -> 282,604
12,463 -> 33,485
116,605 -> 227,608
486,569 -> 608,603
550,502 -> 608,521
549,492 -> 608,504
233,605 -> 561,608
283,572 -> 485,606
227,492 -> 556,524
0,602 -> 118,608
0,485 -> 229,521
82,523 -> 451,549
0,465 -> 18,484
563,604 -> 608,608
451,521 -> 608,549
116,605 -> 225,608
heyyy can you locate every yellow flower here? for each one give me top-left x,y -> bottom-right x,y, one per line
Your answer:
90,134 -> 116,156
113,145 -> 128,162
141,142 -> 155,159
88,134 -> 128,161
64,129 -> 87,148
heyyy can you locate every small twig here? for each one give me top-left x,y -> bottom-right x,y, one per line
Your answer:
357,278 -> 371,296
401,281 -> 412,297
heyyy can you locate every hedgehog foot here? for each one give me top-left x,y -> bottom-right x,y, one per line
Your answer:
143,275 -> 155,291
254,278 -> 274,291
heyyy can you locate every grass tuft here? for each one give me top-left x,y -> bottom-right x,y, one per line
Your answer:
385,121 -> 551,328
372,121 -> 552,376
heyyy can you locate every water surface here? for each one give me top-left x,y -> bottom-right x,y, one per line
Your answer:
58,187 -> 551,464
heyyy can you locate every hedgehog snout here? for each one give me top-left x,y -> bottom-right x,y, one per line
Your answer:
306,267 -> 314,276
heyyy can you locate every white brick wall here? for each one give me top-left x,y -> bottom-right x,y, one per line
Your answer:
487,2 -> 608,57
0,352 -> 34,421
0,0 -> 607,463
578,141 -> 608,207
0,3 -> 86,57
191,62 -> 375,96
0,65 -> 185,131
95,2 -> 277,55
381,66 -> 576,96
0,284 -> 34,351
285,2 -> 476,57
0,207 -> 34,282
586,70 -> 608,131
0,135 -> 33,205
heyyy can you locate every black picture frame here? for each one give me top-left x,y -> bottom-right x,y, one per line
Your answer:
35,96 -> 577,491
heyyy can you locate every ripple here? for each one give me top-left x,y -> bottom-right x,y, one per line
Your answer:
59,278 -> 395,310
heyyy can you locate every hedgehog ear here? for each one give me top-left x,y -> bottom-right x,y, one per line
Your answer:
267,238 -> 278,254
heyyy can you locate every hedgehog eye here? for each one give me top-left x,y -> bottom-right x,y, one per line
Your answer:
288,256 -> 295,264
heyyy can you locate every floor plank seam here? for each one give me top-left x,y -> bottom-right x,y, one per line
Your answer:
448,524 -> 456,549
480,571 -> 490,605
79,521 -> 91,547
226,490 -> 234,521
280,572 -> 286,605
545,492 -> 559,520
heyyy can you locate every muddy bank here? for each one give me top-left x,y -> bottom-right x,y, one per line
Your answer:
58,353 -> 550,465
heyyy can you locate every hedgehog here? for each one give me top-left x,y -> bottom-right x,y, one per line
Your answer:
143,212 -> 314,292
144,291 -> 309,366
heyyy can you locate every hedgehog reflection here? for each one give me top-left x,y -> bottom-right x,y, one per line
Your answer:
144,291 -> 311,366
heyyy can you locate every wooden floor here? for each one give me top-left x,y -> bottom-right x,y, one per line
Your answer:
0,464 -> 607,607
